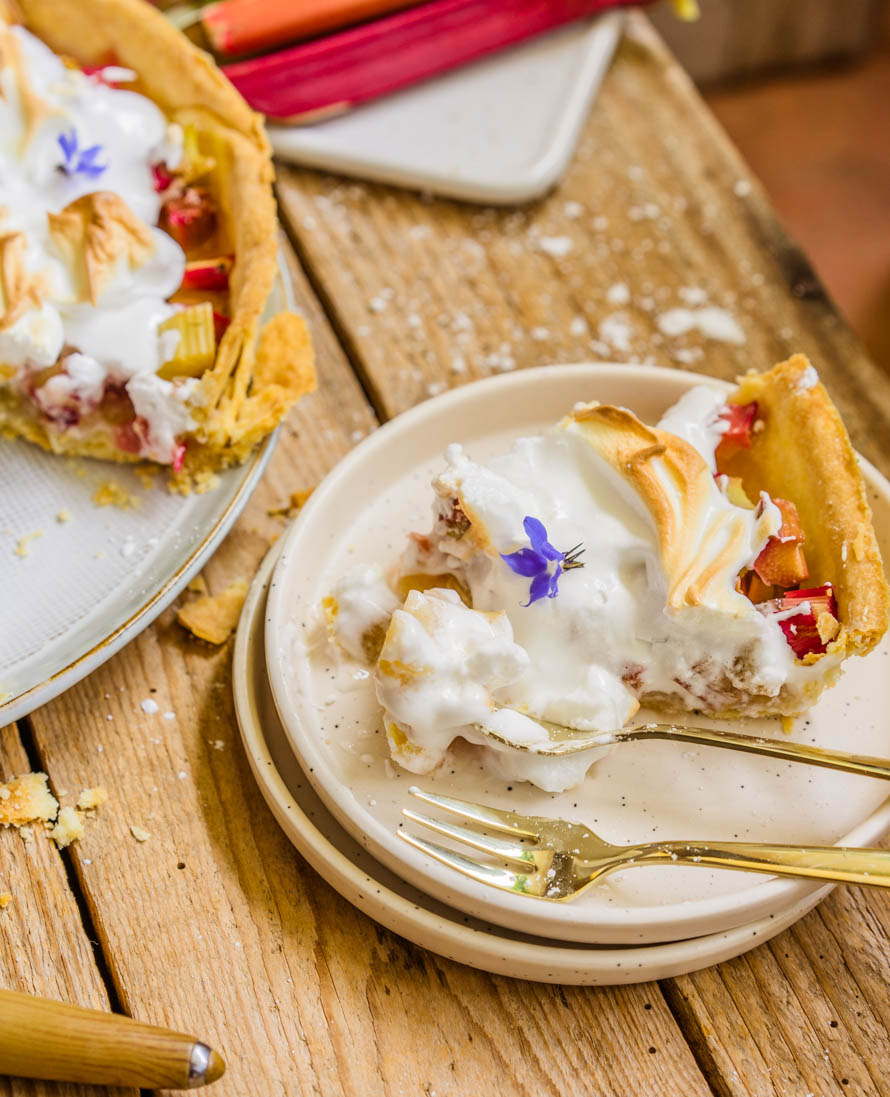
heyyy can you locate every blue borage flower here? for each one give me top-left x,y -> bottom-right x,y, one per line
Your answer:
57,129 -> 107,180
500,516 -> 584,606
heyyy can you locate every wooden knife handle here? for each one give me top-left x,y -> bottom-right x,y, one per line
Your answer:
0,989 -> 225,1089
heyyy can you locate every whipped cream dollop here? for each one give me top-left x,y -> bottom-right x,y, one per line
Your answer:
0,23 -> 192,462
328,385 -> 830,792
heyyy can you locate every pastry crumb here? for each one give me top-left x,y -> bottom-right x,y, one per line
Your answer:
56,508 -> 72,523
780,715 -> 794,735
0,773 -> 59,826
268,487 -> 315,518
0,891 -> 11,909
14,531 -> 42,557
93,480 -> 140,509
77,787 -> 109,811
51,806 -> 84,849
130,824 -> 151,843
187,573 -> 208,594
134,465 -> 158,490
176,579 -> 248,644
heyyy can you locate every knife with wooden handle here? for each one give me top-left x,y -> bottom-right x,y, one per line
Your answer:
0,989 -> 225,1089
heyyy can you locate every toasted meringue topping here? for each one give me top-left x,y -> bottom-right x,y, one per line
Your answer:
0,231 -> 44,328
47,192 -> 154,305
565,403 -> 781,615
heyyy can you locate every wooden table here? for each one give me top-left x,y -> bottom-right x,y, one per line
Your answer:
4,15 -> 890,1097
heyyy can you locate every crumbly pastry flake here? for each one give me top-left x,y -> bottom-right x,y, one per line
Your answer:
176,577 -> 248,644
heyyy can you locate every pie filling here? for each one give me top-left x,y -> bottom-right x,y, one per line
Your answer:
0,22 -> 231,467
324,383 -> 849,792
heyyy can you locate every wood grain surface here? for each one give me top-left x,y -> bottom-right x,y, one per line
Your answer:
3,11 -> 889,1097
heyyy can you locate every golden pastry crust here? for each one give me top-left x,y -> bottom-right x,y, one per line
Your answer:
5,0 -> 316,484
720,354 -> 888,659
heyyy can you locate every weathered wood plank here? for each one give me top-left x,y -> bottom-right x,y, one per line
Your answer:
21,243 -> 712,1096
275,14 -> 890,481
0,726 -> 135,1097
271,13 -> 890,1097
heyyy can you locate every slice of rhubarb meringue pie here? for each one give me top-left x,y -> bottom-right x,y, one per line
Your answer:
0,0 -> 315,487
323,356 -> 888,788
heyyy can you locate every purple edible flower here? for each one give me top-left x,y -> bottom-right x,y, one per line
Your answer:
500,516 -> 584,606
57,129 -> 107,180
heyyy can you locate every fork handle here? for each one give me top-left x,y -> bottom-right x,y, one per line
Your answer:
628,724 -> 890,780
635,841 -> 890,887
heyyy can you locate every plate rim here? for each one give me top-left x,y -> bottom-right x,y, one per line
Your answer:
264,362 -> 890,942
0,429 -> 276,727
237,541 -> 832,985
0,247 -> 295,727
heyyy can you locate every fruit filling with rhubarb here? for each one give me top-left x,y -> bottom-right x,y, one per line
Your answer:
0,21 -> 234,466
322,359 -> 887,792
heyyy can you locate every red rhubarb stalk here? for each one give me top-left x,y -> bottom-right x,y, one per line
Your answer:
761,583 -> 838,659
182,257 -> 233,292
222,0 -> 644,121
714,401 -> 757,464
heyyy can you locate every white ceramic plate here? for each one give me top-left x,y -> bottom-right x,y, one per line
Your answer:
237,541 -> 831,985
268,14 -> 622,205
265,364 -> 890,945
0,255 -> 292,727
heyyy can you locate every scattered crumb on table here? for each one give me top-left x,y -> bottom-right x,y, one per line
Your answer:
0,773 -> 58,826
130,825 -> 151,843
50,806 -> 84,849
176,579 -> 248,644
1,774 -> 108,848
56,508 -> 72,523
93,480 -> 140,509
77,787 -> 109,811
0,892 -> 11,910
14,531 -> 43,558
268,487 -> 315,518
187,574 -> 208,594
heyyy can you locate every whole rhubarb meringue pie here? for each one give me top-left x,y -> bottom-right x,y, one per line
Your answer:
0,0 -> 315,488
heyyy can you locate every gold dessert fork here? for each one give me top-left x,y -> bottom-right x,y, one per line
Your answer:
474,705 -> 890,779
400,787 -> 890,901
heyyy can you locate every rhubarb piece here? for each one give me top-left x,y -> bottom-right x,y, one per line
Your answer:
753,497 -> 809,588
740,570 -> 776,604
182,256 -> 232,292
160,187 -> 216,250
180,125 -> 216,185
151,162 -> 175,192
761,583 -> 839,659
715,401 -> 757,465
158,303 -> 216,379
213,310 -> 231,340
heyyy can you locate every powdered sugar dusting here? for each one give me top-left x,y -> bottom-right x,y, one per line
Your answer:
657,307 -> 745,346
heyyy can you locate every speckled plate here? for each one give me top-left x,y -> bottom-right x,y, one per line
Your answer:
236,541 -> 831,984
263,364 -> 890,945
0,253 -> 292,726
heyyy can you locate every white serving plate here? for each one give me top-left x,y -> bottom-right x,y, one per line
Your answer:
0,256 -> 292,727
265,364 -> 890,945
268,14 -> 622,205
237,541 -> 831,985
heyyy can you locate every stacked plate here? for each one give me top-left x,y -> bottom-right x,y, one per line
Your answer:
234,364 -> 890,985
